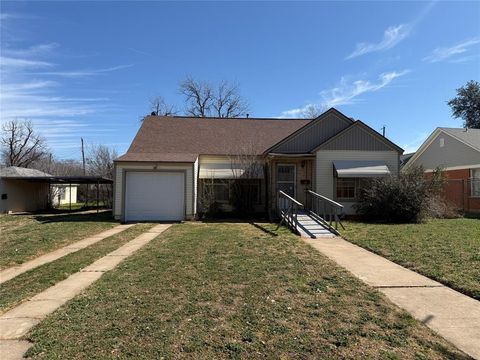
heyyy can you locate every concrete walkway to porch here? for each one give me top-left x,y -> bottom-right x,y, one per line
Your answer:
0,224 -> 135,285
0,224 -> 171,360
303,236 -> 480,360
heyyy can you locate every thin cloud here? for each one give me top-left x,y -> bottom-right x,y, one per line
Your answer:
346,25 -> 411,60
280,70 -> 410,118
3,43 -> 59,57
346,1 -> 436,59
0,56 -> 54,68
128,47 -> 150,55
423,38 -> 480,63
36,64 -> 133,77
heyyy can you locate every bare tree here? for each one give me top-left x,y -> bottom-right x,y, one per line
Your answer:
86,144 -> 118,179
179,77 -> 249,118
302,104 -> 325,119
179,77 -> 213,117
213,80 -> 249,118
149,96 -> 177,116
228,142 -> 265,214
1,119 -> 48,168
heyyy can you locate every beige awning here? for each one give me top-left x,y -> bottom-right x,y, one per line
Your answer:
199,163 -> 264,179
333,160 -> 391,178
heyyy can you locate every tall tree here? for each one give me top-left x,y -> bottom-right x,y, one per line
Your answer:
447,80 -> 480,129
86,144 -> 118,179
149,96 -> 177,116
1,119 -> 48,168
178,77 -> 249,118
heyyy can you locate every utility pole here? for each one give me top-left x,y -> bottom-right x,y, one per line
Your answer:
81,138 -> 86,175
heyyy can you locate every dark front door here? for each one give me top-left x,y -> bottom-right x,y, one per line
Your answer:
277,164 -> 296,200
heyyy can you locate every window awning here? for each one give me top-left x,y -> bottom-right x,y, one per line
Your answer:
199,163 -> 264,179
333,160 -> 391,178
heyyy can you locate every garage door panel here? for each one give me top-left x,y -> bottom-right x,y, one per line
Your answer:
125,172 -> 185,221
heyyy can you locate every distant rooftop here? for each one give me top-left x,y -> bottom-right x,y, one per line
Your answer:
0,166 -> 52,178
440,127 -> 480,152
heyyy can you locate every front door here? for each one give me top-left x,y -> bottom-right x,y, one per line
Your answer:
277,164 -> 296,205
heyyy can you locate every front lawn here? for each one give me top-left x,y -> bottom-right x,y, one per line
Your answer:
0,212 -> 117,269
341,218 -> 480,300
0,223 -> 154,314
27,223 -> 465,359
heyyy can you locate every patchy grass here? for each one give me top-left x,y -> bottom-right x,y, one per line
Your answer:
0,212 -> 117,269
0,223 -> 154,314
27,223 -> 466,359
341,218 -> 480,300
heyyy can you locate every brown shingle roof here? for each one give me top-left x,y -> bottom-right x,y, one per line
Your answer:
116,115 -> 311,162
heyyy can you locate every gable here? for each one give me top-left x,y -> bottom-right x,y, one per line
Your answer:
316,122 -> 402,152
409,131 -> 480,170
267,108 -> 352,154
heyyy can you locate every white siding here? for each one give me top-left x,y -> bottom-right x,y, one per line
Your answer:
315,150 -> 399,214
193,157 -> 199,214
114,162 -> 194,220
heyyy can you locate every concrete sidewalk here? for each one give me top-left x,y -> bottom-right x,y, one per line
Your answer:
0,224 -> 134,285
303,236 -> 480,359
0,223 -> 171,360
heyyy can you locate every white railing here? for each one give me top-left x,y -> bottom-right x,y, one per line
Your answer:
276,190 -> 303,233
305,190 -> 344,234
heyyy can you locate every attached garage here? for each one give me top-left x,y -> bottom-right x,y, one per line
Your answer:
113,161 -> 195,222
124,171 -> 185,222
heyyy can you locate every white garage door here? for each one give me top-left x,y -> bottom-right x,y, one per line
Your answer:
125,172 -> 185,221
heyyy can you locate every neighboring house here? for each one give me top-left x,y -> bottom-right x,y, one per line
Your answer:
0,166 -> 51,213
51,184 -> 79,206
404,127 -> 480,212
114,108 -> 403,222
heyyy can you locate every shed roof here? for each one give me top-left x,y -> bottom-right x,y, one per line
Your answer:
116,115 -> 311,162
0,166 -> 52,178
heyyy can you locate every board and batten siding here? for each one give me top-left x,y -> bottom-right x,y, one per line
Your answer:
114,162 -> 195,220
271,112 -> 351,153
315,150 -> 399,214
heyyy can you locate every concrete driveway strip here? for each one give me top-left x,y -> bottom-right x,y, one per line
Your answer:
303,236 -> 480,359
0,224 -> 135,285
0,223 -> 171,359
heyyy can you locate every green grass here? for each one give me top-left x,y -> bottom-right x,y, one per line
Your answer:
57,201 -> 107,210
0,212 -> 117,270
341,218 -> 480,300
0,223 -> 154,314
26,223 -> 466,359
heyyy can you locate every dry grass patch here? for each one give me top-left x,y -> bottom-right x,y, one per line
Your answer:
27,223 -> 467,359
0,211 -> 117,269
0,223 -> 155,314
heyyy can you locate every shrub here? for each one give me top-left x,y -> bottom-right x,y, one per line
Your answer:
354,166 -> 446,223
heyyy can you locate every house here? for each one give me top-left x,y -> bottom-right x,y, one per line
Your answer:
51,184 -> 79,206
0,166 -> 51,213
113,108 -> 403,222
403,127 -> 480,212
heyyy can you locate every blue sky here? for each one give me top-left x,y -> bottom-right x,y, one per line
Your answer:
1,1 -> 479,159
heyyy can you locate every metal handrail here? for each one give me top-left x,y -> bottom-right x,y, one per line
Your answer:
305,190 -> 344,233
276,190 -> 303,233
279,190 -> 303,207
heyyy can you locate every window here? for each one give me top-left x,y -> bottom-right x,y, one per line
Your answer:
336,178 -> 356,199
439,137 -> 445,147
472,168 -> 480,197
204,180 -> 230,203
202,179 -> 261,205
237,180 -> 261,204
